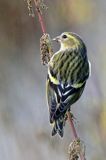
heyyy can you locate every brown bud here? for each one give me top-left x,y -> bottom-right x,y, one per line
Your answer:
68,139 -> 86,160
40,33 -> 54,65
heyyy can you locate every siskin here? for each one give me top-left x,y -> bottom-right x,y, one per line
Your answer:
46,32 -> 91,137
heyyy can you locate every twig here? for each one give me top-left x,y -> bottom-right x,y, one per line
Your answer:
33,0 -> 46,33
67,111 -> 86,160
67,112 -> 78,139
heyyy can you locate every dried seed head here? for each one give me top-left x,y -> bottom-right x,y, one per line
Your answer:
68,139 -> 86,160
25,0 -> 48,17
40,33 -> 54,65
24,0 -> 35,17
34,0 -> 48,15
39,0 -> 48,10
36,0 -> 48,11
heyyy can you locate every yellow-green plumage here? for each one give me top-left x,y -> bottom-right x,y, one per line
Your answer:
46,32 -> 90,137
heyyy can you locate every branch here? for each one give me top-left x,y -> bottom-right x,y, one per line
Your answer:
67,112 -> 86,160
67,112 -> 78,139
33,0 -> 46,34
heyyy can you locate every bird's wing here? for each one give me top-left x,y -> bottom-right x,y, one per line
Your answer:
46,76 -> 60,123
47,49 -> 89,121
52,82 -> 86,121
47,74 -> 86,122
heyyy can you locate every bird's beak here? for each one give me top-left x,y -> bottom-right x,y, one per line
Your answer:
52,36 -> 60,42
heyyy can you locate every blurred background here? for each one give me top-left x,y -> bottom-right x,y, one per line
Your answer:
0,0 -> 106,159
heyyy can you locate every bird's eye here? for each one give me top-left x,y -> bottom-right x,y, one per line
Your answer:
62,34 -> 67,39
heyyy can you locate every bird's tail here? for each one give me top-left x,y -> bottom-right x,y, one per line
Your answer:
51,117 -> 65,137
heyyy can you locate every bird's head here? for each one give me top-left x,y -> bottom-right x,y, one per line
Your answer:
53,32 -> 85,51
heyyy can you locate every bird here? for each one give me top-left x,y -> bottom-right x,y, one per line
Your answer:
46,32 -> 91,137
